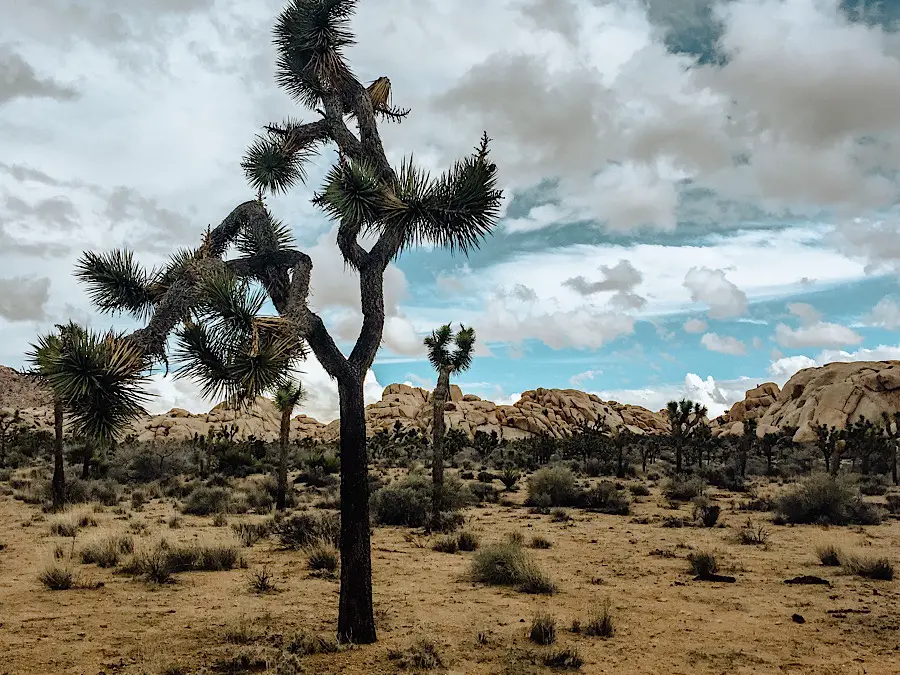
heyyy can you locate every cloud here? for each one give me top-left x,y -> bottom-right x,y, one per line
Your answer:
768,344 -> 900,385
767,355 -> 818,383
700,332 -> 746,356
563,259 -> 646,309
774,321 -> 862,349
786,302 -> 822,326
0,276 -> 50,321
145,357 -> 385,423
683,318 -> 707,334
0,47 -> 79,104
683,267 -> 747,318
866,297 -> 900,329
597,372 -> 755,417
569,369 -> 601,387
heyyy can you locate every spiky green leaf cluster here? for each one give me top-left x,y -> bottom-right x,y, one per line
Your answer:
274,380 -> 306,413
174,270 -> 306,407
27,323 -> 151,441
317,136 -> 502,257
274,0 -> 358,109
424,323 -> 476,375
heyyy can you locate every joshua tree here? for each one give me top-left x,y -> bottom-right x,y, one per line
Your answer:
738,418 -> 757,477
26,322 -> 150,507
274,380 -> 305,510
72,1 -> 501,644
813,423 -> 839,474
0,409 -> 20,467
424,324 -> 476,526
665,399 -> 708,473
881,411 -> 900,484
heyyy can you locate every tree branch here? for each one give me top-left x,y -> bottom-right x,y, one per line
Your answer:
349,262 -> 384,371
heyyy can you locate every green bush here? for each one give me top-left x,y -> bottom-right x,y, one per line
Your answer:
526,467 -> 578,507
775,474 -> 882,525
579,481 -> 631,515
663,475 -> 706,502
370,474 -> 470,527
273,511 -> 340,549
181,486 -> 234,515
469,541 -> 556,594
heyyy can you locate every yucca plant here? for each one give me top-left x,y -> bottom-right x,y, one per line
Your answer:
665,398 -> 708,472
424,324 -> 476,527
70,0 -> 502,645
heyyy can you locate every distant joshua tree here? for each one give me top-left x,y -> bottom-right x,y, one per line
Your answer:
274,380 -> 305,510
68,0 -> 502,644
666,398 -> 708,473
424,324 -> 476,526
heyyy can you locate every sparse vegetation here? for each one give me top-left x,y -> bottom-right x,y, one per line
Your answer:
584,598 -> 615,638
530,535 -> 553,549
38,559 -> 77,590
688,550 -> 719,578
816,544 -> 843,566
775,474 -> 882,525
79,534 -> 134,567
305,539 -> 339,573
273,511 -> 339,550
470,541 -> 556,594
248,566 -> 277,593
529,612 -> 557,645
841,554 -> 894,580
663,475 -> 706,502
389,637 -> 443,670
543,646 -> 584,669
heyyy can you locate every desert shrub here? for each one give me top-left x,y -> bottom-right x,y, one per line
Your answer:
469,541 -> 556,594
431,510 -> 466,533
886,493 -> 900,514
273,511 -> 339,549
527,467 -> 578,507
529,612 -> 556,645
49,519 -> 78,538
816,544 -> 842,566
285,630 -> 341,656
584,598 -> 614,637
248,565 -> 277,593
79,534 -> 134,567
223,615 -> 260,645
500,467 -> 520,490
775,474 -> 882,525
130,489 -> 147,511
477,470 -> 496,483
456,530 -> 480,551
211,513 -> 229,527
550,508 -> 571,523
698,465 -> 746,492
49,510 -> 97,537
388,637 -> 443,670
629,483 -> 651,497
469,481 -> 499,504
432,534 -> 459,554
661,515 -> 684,528
739,495 -> 775,512
859,474 -> 890,496
38,560 -> 76,590
530,535 -> 552,549
663,475 -> 706,502
231,521 -> 272,547
89,479 -> 121,506
736,519 -> 770,546
504,530 -> 525,546
181,486 -> 234,515
300,539 -> 337,573
842,555 -> 894,580
687,550 -> 719,577
579,481 -> 630,515
692,496 -> 721,527
125,540 -> 243,581
543,647 -> 583,669
370,474 -> 470,527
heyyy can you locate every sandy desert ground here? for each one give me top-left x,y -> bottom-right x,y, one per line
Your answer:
1,477 -> 898,675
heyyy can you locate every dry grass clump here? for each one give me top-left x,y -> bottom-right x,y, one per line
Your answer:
815,543 -> 843,567
530,535 -> 553,549
584,598 -> 615,638
79,533 -> 134,567
304,539 -> 339,574
388,637 -> 443,670
687,550 -> 719,577
529,612 -> 556,645
543,646 -> 583,669
248,566 -> 278,594
284,630 -> 341,656
469,540 -> 556,594
841,554 -> 894,580
48,508 -> 98,537
122,538 -> 244,583
38,559 -> 77,590
231,520 -> 272,547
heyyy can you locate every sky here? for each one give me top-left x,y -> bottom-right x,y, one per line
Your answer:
3,0 -> 900,422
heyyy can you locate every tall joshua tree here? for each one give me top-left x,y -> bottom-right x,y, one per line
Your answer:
73,0 -> 501,644
274,380 -> 305,510
424,324 -> 476,526
26,322 -> 151,508
665,398 -> 708,473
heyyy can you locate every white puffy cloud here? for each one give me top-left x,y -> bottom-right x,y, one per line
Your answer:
683,267 -> 747,318
144,358 -> 385,423
597,372 -> 755,417
700,332 -> 747,356
683,318 -> 707,334
866,297 -> 900,329
0,276 -> 50,321
767,355 -> 818,383
774,321 -> 862,348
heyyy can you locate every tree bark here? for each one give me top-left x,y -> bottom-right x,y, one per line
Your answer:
430,368 -> 451,525
892,441 -> 898,485
336,374 -> 376,645
675,440 -> 683,473
277,407 -> 291,511
82,444 -> 91,479
52,399 -> 65,508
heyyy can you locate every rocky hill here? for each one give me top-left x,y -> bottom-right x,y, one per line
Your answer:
6,361 -> 900,445
713,361 -> 900,443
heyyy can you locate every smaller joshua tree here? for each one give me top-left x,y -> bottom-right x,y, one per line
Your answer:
26,322 -> 151,507
274,380 -> 306,510
666,398 -> 708,473
424,324 -> 476,526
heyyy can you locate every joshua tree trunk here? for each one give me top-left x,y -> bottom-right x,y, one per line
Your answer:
52,398 -> 65,508
336,374 -> 376,644
82,445 -> 91,479
277,406 -> 291,511
830,444 -> 841,476
675,442 -> 683,473
892,442 -> 898,485
430,367 -> 451,525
